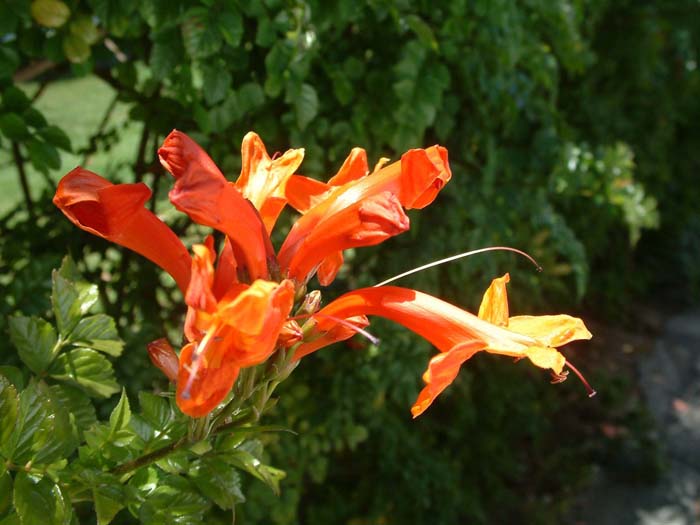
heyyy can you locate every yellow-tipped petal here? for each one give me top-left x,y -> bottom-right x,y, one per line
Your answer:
477,273 -> 510,326
508,315 -> 592,347
525,346 -> 566,374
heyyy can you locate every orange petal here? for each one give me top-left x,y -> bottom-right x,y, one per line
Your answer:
53,167 -> 191,294
235,131 -> 304,233
524,346 -> 566,374
285,175 -> 332,213
159,130 -> 273,281
176,341 -> 240,418
327,147 -> 369,186
212,236 -> 238,300
185,238 -> 217,313
507,315 -> 592,347
282,191 -> 410,284
217,279 -> 295,367
397,147 -> 451,209
292,315 -> 370,361
317,250 -> 344,286
411,341 -> 485,418
477,273 -> 510,326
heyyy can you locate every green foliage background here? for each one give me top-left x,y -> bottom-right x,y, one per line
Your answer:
1,0 -> 698,523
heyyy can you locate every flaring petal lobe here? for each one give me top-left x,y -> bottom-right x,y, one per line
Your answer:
478,273 -> 510,326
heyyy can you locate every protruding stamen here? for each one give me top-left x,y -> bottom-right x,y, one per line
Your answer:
564,360 -> 597,397
181,324 -> 218,399
313,313 -> 381,346
373,246 -> 542,287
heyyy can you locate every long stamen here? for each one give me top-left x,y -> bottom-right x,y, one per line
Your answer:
373,246 -> 542,287
290,312 -> 381,345
181,324 -> 218,400
564,360 -> 597,398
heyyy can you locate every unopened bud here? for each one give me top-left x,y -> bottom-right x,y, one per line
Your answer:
299,290 -> 322,315
147,338 -> 179,383
278,320 -> 303,348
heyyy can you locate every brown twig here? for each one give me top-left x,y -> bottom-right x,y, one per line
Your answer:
11,142 -> 34,219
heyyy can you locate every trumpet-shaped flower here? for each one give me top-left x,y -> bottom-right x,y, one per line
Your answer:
294,273 -> 592,417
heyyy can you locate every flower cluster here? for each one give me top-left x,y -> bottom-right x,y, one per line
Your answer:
54,131 -> 592,418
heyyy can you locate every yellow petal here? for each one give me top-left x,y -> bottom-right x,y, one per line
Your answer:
508,315 -> 592,347
525,346 -> 565,374
477,273 -> 510,326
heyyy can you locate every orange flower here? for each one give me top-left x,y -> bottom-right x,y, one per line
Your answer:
53,167 -> 192,293
158,130 -> 275,281
176,237 -> 295,416
235,131 -> 305,234
295,273 -> 591,417
279,145 -> 451,285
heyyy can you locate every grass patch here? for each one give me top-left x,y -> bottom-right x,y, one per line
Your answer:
0,74 -> 141,215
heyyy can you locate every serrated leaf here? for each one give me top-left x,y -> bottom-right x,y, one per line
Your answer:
224,440 -> 286,495
8,316 -> 58,374
138,392 -> 172,429
202,64 -> 231,106
12,472 -> 72,525
49,384 -> 96,438
189,457 -> 245,509
51,266 -> 98,336
109,389 -> 131,434
49,348 -> 119,398
12,381 -> 76,465
218,10 -> 243,46
0,375 -> 19,459
0,112 -> 29,140
69,314 -> 123,357
30,0 -> 70,28
139,475 -> 210,524
295,83 -> 318,130
77,470 -> 125,525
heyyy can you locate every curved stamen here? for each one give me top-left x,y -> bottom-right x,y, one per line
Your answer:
373,246 -> 542,287
564,360 -> 597,397
290,312 -> 381,346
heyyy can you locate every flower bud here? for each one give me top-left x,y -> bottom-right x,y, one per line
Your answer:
299,290 -> 322,315
147,338 -> 179,383
278,320 -> 303,348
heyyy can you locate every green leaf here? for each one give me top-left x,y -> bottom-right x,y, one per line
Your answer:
0,46 -> 20,80
0,112 -> 29,141
69,15 -> 100,45
0,375 -> 19,459
224,440 -> 286,495
26,138 -> 61,173
38,125 -> 71,151
202,64 -> 231,106
12,472 -> 72,525
139,475 -> 210,524
8,315 -> 58,374
0,512 -> 19,525
77,470 -> 125,525
49,348 -> 119,398
182,10 -> 222,59
150,31 -> 181,80
22,107 -> 47,128
404,14 -> 439,51
295,83 -> 318,131
30,0 -> 70,28
69,314 -> 124,357
49,384 -> 96,438
51,262 -> 98,336
218,10 -> 243,46
238,82 -> 265,110
0,472 -> 11,517
138,392 -> 172,429
189,457 -> 245,509
1,86 -> 30,112
109,389 -> 131,434
62,33 -> 91,63
12,381 -> 76,465
0,367 -> 24,391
